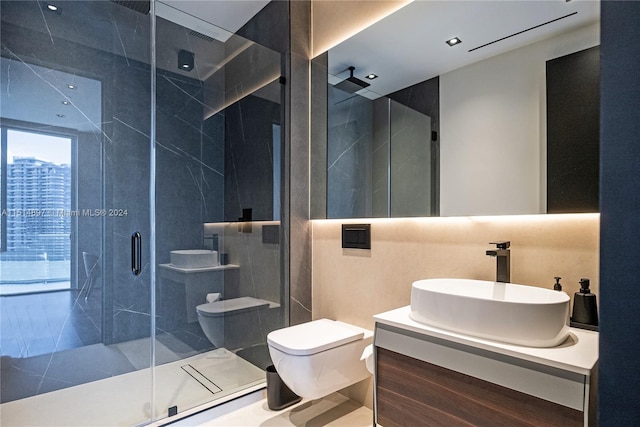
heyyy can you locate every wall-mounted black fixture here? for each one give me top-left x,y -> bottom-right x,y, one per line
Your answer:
342,224 -> 371,249
178,50 -> 194,72
334,66 -> 370,94
486,241 -> 510,283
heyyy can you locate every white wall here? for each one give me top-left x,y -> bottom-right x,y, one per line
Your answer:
440,23 -> 599,216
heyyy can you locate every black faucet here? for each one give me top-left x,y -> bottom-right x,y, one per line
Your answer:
486,241 -> 510,283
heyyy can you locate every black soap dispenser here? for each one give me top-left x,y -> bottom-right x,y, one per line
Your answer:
570,278 -> 599,330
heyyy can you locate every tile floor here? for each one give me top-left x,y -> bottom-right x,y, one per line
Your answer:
1,348 -> 266,426
0,287 -> 217,402
199,392 -> 373,427
0,289 -> 103,358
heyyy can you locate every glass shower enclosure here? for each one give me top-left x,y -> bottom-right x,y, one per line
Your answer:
0,1 -> 286,425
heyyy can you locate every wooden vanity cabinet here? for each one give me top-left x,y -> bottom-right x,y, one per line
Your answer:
373,323 -> 597,427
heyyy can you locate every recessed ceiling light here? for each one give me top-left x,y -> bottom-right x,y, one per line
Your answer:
61,100 -> 70,105
56,113 -> 65,118
44,3 -> 61,14
67,84 -> 77,90
365,74 -> 378,80
446,37 -> 462,47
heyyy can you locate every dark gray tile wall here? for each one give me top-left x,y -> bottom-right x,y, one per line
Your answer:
372,98 -> 390,217
387,76 -> 440,215
327,86 -> 374,218
288,0 -> 312,325
224,95 -> 281,222
0,6 -> 154,345
237,0 -> 289,56
389,100 -> 432,217
310,53 -> 328,219
239,0 -> 312,326
1,0 -> 299,352
0,2 -> 227,345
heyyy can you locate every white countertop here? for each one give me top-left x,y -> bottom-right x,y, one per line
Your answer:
374,306 -> 598,376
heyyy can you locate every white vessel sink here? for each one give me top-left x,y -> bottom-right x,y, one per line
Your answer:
409,278 -> 570,347
170,250 -> 219,268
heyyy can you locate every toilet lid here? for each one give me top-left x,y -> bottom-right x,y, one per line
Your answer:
267,319 -> 364,356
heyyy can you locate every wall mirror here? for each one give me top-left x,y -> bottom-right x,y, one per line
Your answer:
311,0 -> 600,219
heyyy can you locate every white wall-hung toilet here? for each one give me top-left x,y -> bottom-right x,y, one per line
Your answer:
197,296 -> 271,350
266,318 -> 373,400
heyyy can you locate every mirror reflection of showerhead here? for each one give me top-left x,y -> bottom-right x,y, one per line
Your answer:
334,66 -> 370,94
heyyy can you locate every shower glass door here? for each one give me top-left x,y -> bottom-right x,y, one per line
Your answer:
1,1 -> 287,425
1,1 -> 154,425
152,2 -> 286,422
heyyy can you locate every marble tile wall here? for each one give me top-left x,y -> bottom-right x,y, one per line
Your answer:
310,52 -> 328,219
1,0 -> 277,345
324,83 -> 439,219
203,221 -> 284,341
0,1 -> 155,345
327,85 -> 374,218
237,0 -> 313,327
389,101 -> 432,217
387,76 -> 440,214
223,94 -> 281,222
312,213 -> 600,408
287,0 -> 313,326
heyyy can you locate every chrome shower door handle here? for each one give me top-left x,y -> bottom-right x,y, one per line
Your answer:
131,232 -> 142,276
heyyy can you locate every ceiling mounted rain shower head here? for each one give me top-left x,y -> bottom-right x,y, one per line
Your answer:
334,66 -> 370,94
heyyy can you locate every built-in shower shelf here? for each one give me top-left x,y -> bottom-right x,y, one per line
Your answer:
158,264 -> 241,323
159,263 -> 239,273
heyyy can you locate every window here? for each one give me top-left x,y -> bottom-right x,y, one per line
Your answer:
0,126 -> 74,293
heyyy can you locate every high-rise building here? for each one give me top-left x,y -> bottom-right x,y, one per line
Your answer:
6,157 -> 71,261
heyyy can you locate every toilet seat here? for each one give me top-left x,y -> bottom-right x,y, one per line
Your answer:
196,296 -> 270,318
267,319 -> 364,356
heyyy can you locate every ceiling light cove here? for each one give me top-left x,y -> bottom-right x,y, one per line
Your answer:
446,37 -> 462,47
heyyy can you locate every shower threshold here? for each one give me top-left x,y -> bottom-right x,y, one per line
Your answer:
0,348 -> 265,427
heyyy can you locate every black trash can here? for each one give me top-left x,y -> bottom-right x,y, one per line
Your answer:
266,365 -> 302,410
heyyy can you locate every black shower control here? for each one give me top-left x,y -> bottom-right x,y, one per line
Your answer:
342,224 -> 371,249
